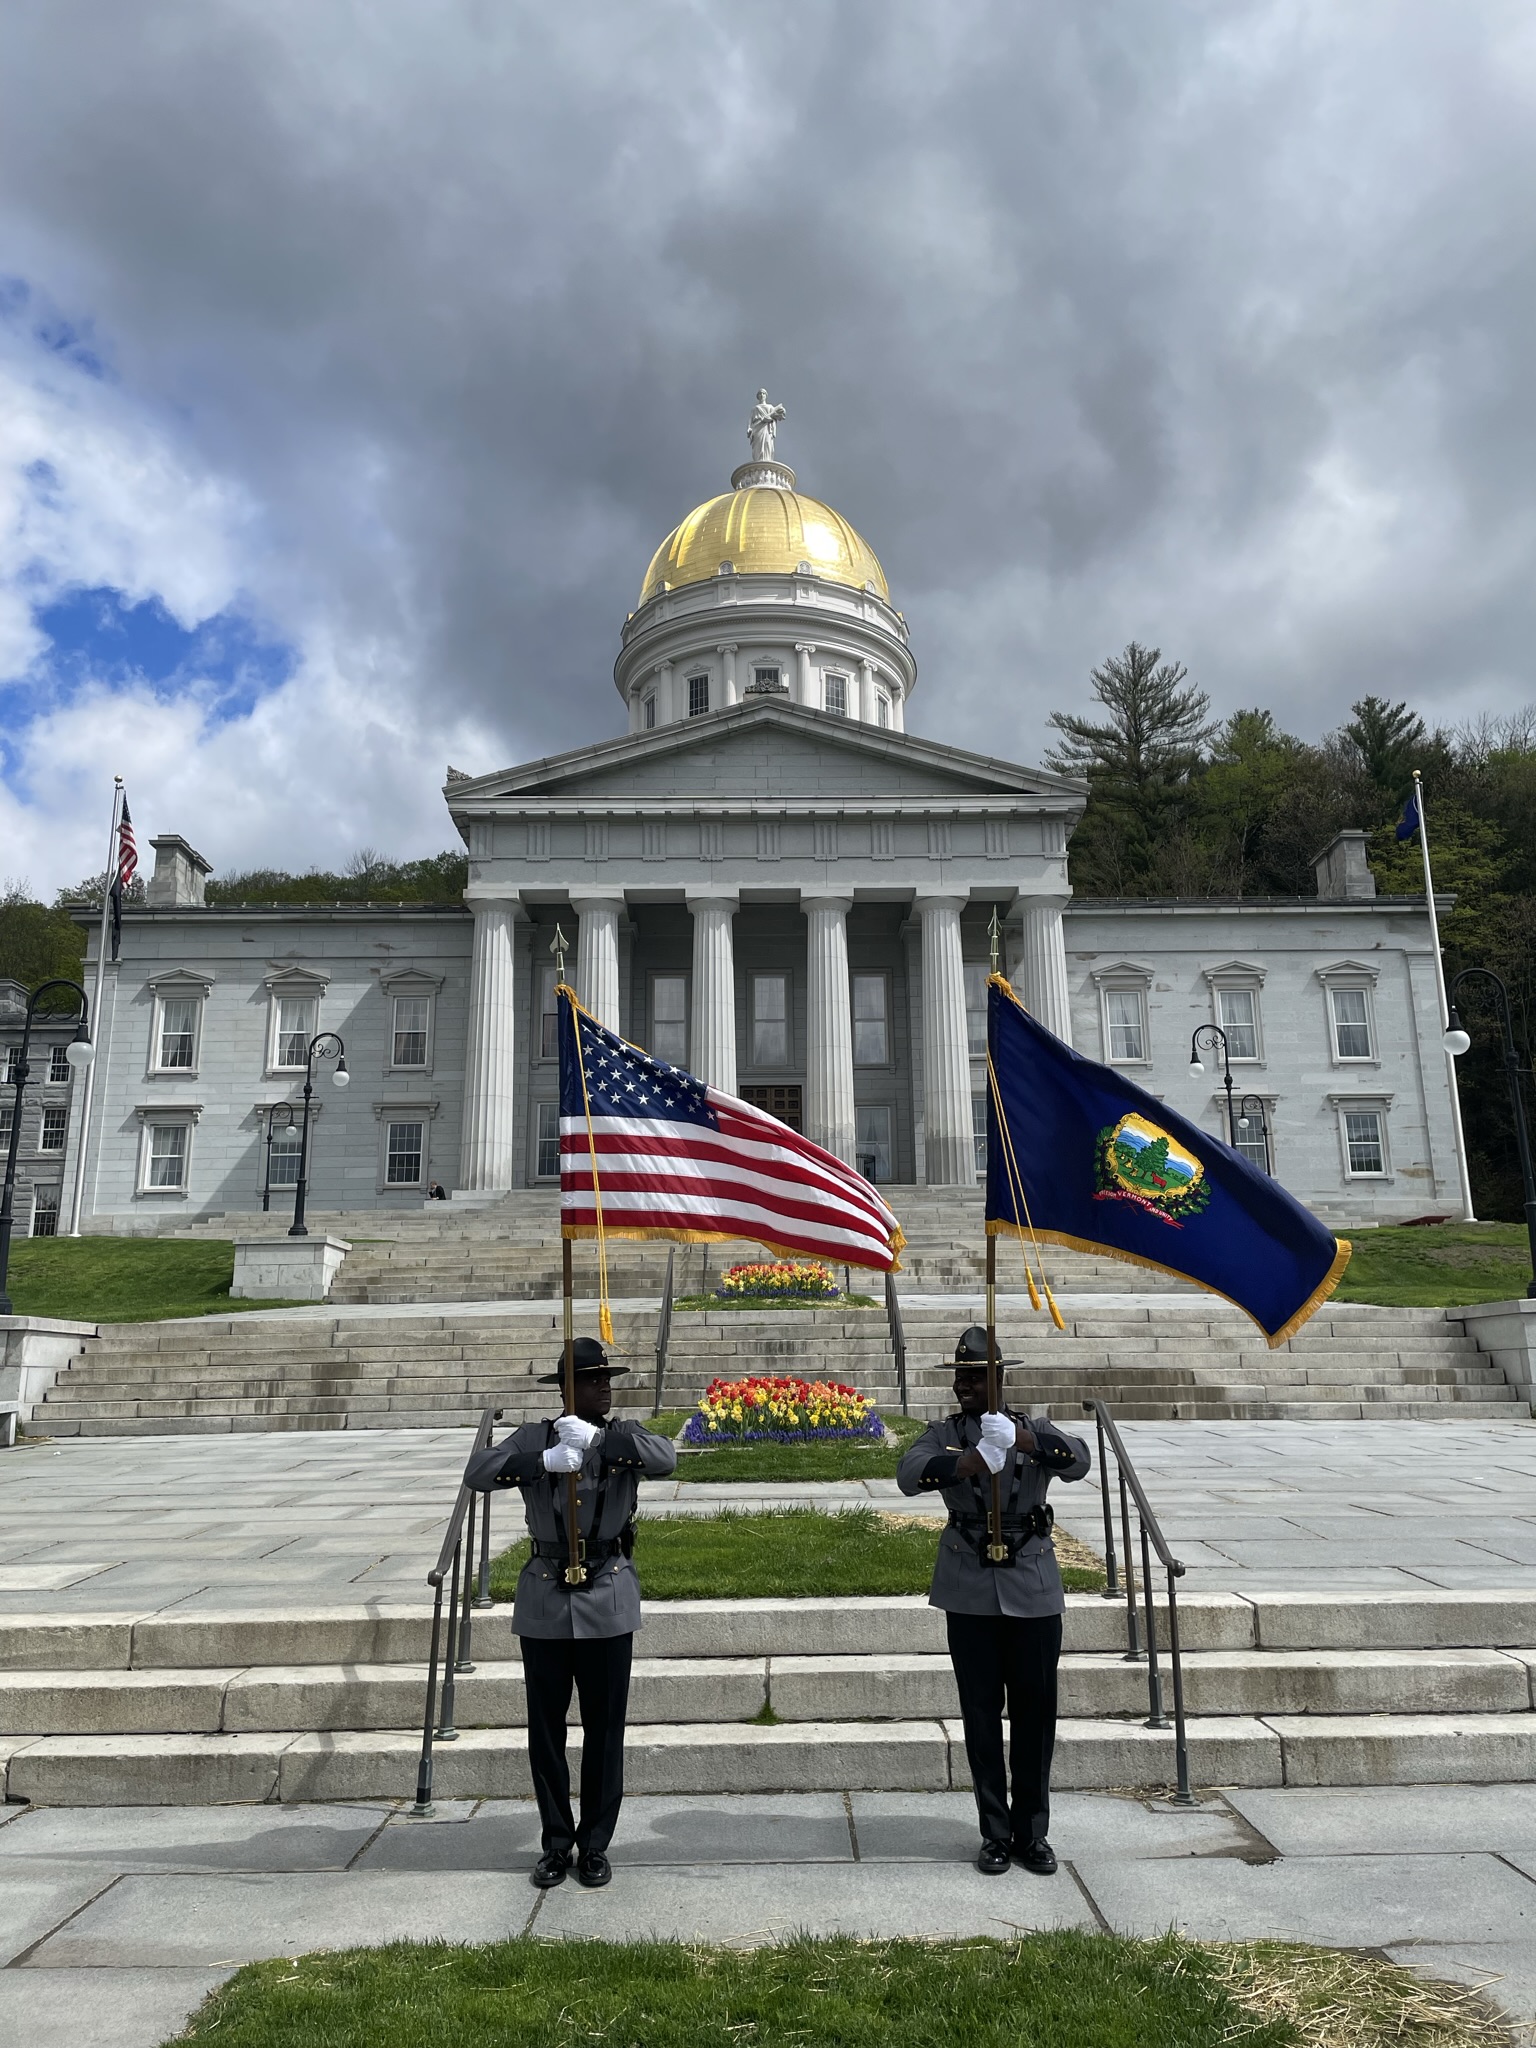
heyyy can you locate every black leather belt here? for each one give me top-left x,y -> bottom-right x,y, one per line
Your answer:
947,1504 -> 1054,1564
529,1531 -> 633,1567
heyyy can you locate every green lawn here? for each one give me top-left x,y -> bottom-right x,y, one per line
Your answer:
171,1932 -> 1506,2048
1334,1220 -> 1534,1307
489,1505 -> 1105,1601
673,1293 -> 880,1311
5,1237 -> 308,1323
673,1410 -> 928,1481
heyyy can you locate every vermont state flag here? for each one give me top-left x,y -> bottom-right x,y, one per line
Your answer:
985,978 -> 1349,1346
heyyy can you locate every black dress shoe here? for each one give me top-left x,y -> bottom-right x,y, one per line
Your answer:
1014,1836 -> 1057,1875
975,1839 -> 1012,1876
531,1848 -> 572,1888
576,1849 -> 612,1888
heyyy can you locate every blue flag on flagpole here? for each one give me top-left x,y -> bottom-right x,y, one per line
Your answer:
984,978 -> 1350,1346
1396,787 -> 1421,842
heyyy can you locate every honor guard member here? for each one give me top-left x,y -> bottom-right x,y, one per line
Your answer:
897,1325 -> 1090,1877
466,1337 -> 677,1890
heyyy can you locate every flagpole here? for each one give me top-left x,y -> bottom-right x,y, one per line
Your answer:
66,779 -> 123,1238
1413,772 -> 1476,1223
983,1235 -> 1006,1563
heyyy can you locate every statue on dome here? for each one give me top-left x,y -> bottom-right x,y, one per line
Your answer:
747,389 -> 787,462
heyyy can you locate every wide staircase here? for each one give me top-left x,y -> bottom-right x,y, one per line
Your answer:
3,1587 -> 1534,1805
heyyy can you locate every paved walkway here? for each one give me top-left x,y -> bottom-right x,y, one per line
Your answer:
2,1419 -> 1533,1613
1,1785 -> 1532,2046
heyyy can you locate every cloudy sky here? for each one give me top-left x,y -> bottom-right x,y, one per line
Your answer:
2,0 -> 1533,895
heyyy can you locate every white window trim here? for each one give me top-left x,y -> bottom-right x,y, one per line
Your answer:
144,969 -> 214,1078
28,1183 -> 62,1237
45,1044 -> 73,1086
824,671 -> 850,716
36,1102 -> 70,1154
532,1099 -> 562,1182
380,968 -> 443,1076
1098,983 -> 1152,1067
133,1107 -> 201,1196
1210,980 -> 1266,1065
1325,983 -> 1378,1066
748,970 -> 791,1072
686,672 -> 710,716
851,969 -> 892,1070
263,967 -> 330,1078
373,1099 -> 438,1192
1227,1091 -> 1277,1173
1330,1096 -> 1393,1180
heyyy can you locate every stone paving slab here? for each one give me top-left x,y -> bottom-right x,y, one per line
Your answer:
0,1967 -> 234,2048
1227,1783 -> 1536,1856
849,1789 -> 1254,1864
0,1803 -> 392,1874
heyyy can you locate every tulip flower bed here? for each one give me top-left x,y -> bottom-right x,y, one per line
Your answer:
718,1259 -> 840,1300
681,1373 -> 883,1446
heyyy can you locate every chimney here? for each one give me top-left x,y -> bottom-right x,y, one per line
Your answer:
146,836 -> 213,908
1311,829 -> 1377,901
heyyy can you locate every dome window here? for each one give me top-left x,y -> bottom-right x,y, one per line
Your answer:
825,674 -> 849,717
687,674 -> 710,717
643,693 -> 657,730
877,693 -> 891,729
748,666 -> 785,694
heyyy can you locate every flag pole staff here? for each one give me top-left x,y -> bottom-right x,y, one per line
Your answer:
1413,772 -> 1476,1223
66,778 -> 123,1237
983,907 -> 1006,1563
553,928 -> 587,1588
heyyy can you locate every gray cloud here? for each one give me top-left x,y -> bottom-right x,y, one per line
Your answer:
2,0 -> 1533,876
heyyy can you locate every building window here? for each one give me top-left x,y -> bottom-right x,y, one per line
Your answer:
0,1102 -> 11,1145
856,1103 -> 893,1182
1214,987 -> 1261,1062
643,693 -> 657,730
2,1047 -> 19,1084
853,975 -> 888,1066
145,1123 -> 189,1190
825,673 -> 848,716
155,996 -> 200,1072
972,1092 -> 988,1176
1232,1105 -> 1273,1175
30,1185 -> 60,1238
535,1101 -> 561,1179
750,666 -> 782,693
48,1045 -> 71,1083
1103,988 -> 1148,1064
273,995 -> 317,1069
268,1124 -> 302,1187
651,975 -> 688,1065
392,996 -> 430,1068
39,1105 -> 68,1153
963,962 -> 989,1057
1329,987 -> 1374,1061
687,673 -> 709,717
539,964 -> 561,1059
751,974 -> 789,1066
385,1120 -> 425,1186
876,693 -> 890,729
1342,1108 -> 1387,1177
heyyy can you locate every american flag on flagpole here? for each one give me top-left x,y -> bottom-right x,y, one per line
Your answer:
558,988 -> 904,1272
109,795 -> 137,961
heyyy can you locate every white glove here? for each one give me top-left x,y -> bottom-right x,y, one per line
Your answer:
542,1443 -> 583,1475
976,1439 -> 1009,1476
555,1414 -> 601,1454
979,1412 -> 1017,1453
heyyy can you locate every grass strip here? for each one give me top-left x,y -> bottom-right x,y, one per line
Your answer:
489,1505 -> 1104,1601
673,1293 -> 880,1311
1334,1221 -> 1533,1307
171,1930 -> 1508,2048
6,1237 -> 309,1323
674,1410 -> 927,1481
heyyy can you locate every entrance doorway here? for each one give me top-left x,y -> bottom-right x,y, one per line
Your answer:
741,1084 -> 803,1132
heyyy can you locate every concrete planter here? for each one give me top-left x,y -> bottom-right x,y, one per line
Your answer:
231,1236 -> 351,1302
1458,1297 -> 1536,1407
0,1316 -> 96,1441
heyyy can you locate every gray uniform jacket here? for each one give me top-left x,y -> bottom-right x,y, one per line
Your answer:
896,1408 -> 1091,1619
465,1418 -> 678,1641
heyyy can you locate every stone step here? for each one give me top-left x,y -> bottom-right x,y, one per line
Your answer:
0,1645 -> 1527,1738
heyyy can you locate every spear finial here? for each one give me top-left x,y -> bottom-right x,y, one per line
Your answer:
988,905 -> 1002,976
550,922 -> 569,982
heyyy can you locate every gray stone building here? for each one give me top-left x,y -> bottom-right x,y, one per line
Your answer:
31,412 -> 1468,1231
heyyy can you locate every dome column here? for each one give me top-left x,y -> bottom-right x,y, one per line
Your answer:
916,894 -> 976,1187
795,644 -> 817,709
457,895 -> 522,1191
803,894 -> 856,1166
717,644 -> 738,707
654,662 -> 674,727
687,892 -> 738,1095
858,659 -> 877,725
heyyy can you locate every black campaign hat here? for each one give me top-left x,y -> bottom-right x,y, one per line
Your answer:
954,1325 -> 1005,1366
536,1336 -> 629,1385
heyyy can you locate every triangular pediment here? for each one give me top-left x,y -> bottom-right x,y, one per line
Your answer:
448,699 -> 1082,807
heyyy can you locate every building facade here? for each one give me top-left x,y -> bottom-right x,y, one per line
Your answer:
30,415 -> 1466,1231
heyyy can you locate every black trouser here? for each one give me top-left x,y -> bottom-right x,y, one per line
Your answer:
946,1610 -> 1063,1847
520,1632 -> 633,1857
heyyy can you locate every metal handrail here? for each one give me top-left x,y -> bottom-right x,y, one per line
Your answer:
652,1245 -> 675,1417
1082,1398 -> 1193,1806
410,1404 -> 501,1817
885,1269 -> 909,1415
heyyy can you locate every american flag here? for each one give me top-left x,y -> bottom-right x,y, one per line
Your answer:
558,989 -> 904,1271
109,794 -> 137,961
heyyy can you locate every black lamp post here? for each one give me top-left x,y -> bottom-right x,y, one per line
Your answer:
1443,968 -> 1536,1298
1236,1094 -> 1272,1174
262,1104 -> 301,1214
1188,1025 -> 1236,1146
0,981 -> 95,1315
288,1032 -> 349,1238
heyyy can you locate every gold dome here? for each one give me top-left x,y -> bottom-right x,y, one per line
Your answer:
640,481 -> 889,606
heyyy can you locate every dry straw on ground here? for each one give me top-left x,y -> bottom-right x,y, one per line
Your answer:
1213,1940 -> 1513,2048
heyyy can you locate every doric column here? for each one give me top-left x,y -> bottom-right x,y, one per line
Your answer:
654,661 -> 674,726
1010,897 -> 1073,1045
458,896 -> 520,1190
572,894 -> 622,1033
717,643 -> 739,706
795,643 -> 817,707
803,894 -> 856,1165
859,659 -> 877,725
892,687 -> 906,732
687,892 -> 738,1094
917,894 -> 975,1186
